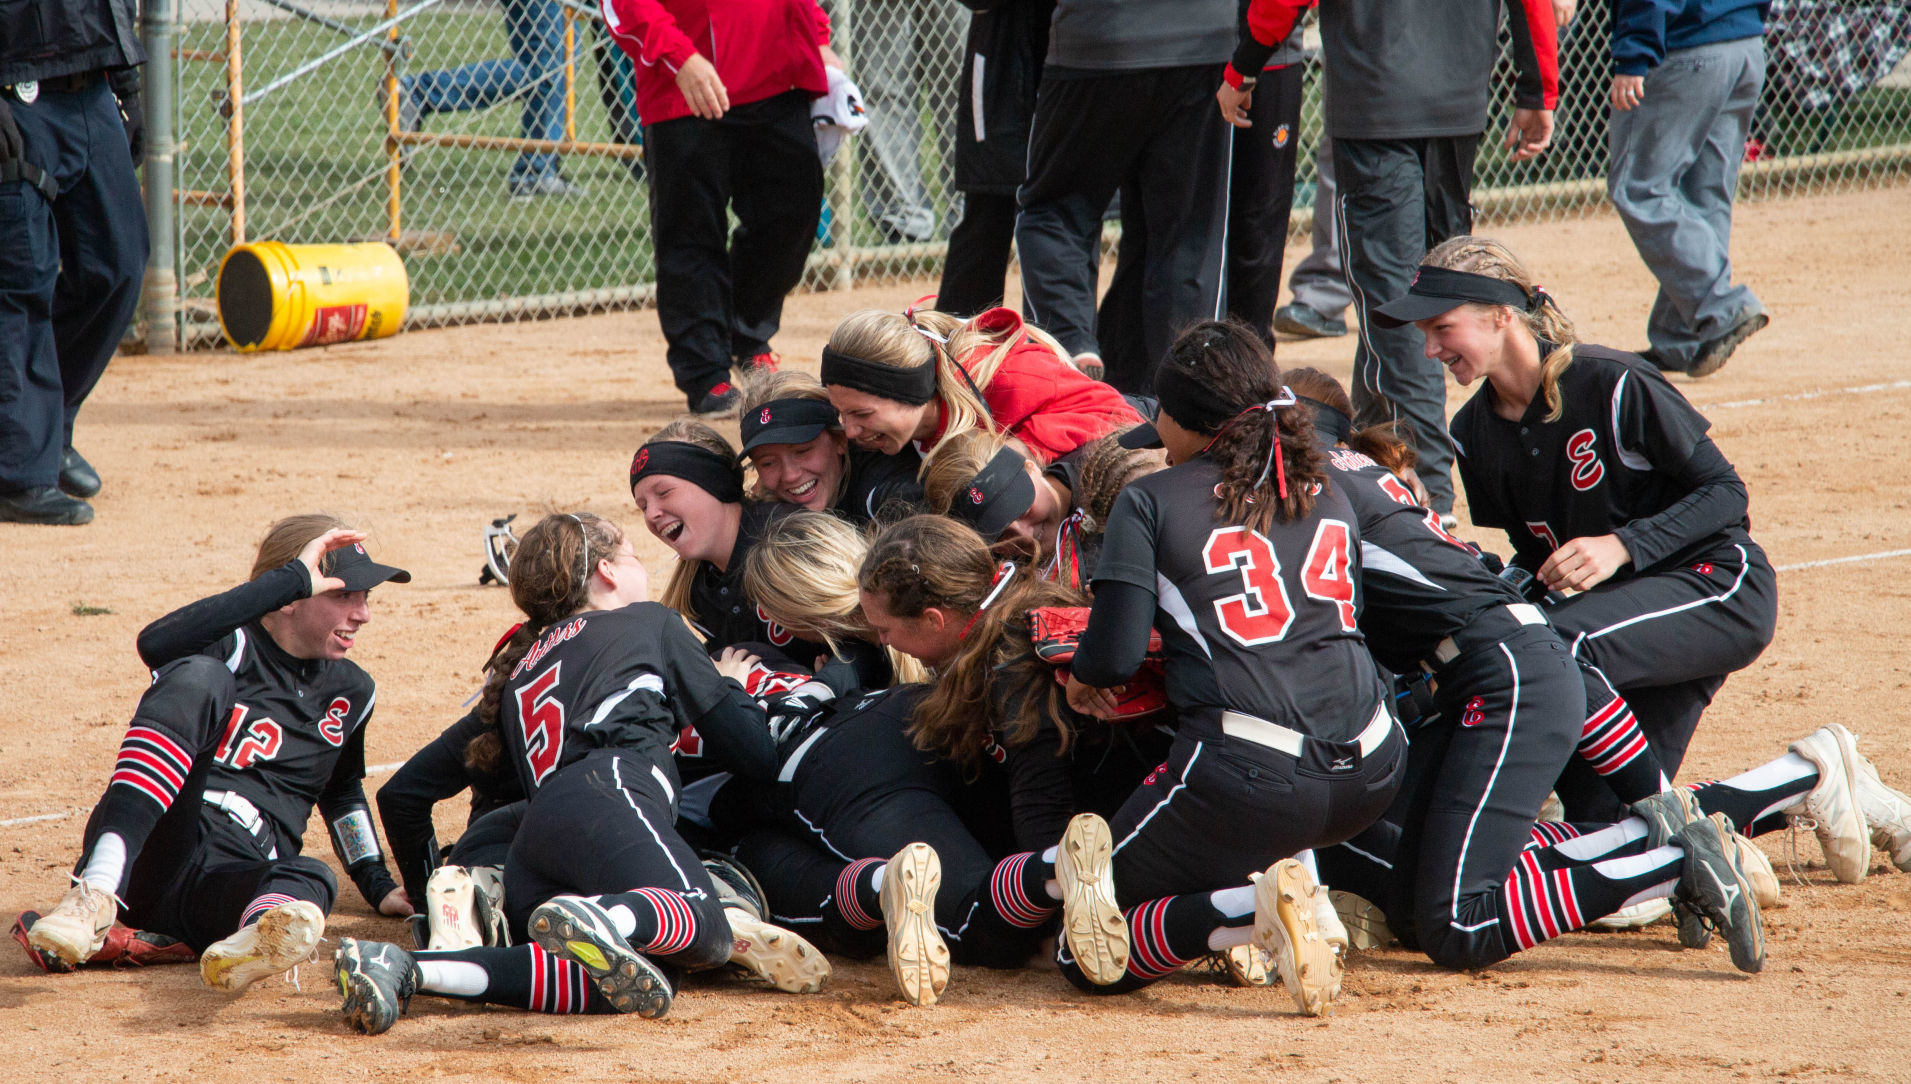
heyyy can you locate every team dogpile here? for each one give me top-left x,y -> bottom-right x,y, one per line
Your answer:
15,249 -> 1911,1032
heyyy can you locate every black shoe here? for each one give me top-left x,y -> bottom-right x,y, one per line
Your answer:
0,486 -> 93,525
1636,346 -> 1677,371
692,381 -> 740,419
1673,813 -> 1766,973
1688,310 -> 1768,379
59,447 -> 101,498
335,937 -> 421,1036
1274,303 -> 1348,339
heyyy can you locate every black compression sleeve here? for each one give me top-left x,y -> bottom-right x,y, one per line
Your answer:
1004,720 -> 1077,853
1612,437 -> 1750,570
377,712 -> 487,905
136,562 -> 310,669
1071,580 -> 1156,688
685,681 -> 779,782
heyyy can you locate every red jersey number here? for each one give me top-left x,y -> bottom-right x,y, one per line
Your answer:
1525,521 -> 1561,552
1204,520 -> 1359,646
215,705 -> 284,770
1375,475 -> 1467,548
1300,519 -> 1358,632
516,662 -> 566,785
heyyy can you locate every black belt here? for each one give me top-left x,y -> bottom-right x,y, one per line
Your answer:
37,71 -> 103,94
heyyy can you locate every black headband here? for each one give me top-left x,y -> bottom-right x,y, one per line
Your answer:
629,440 -> 745,503
1370,266 -> 1547,329
1298,395 -> 1353,444
739,397 -> 841,458
820,345 -> 939,406
1155,351 -> 1266,435
949,446 -> 1037,539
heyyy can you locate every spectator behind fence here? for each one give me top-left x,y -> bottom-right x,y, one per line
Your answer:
389,0 -> 584,199
1275,105 -> 1353,340
0,0 -> 149,525
936,0 -> 1054,317
1227,0 -> 1558,521
1608,0 -> 1771,379
1014,0 -> 1237,394
602,0 -> 842,417
851,0 -> 961,244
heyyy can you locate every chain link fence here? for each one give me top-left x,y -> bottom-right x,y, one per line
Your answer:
155,0 -> 1911,349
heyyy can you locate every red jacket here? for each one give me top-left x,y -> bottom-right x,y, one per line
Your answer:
600,0 -> 830,126
922,309 -> 1143,464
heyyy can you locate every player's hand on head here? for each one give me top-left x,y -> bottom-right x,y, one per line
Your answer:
714,646 -> 763,684
676,54 -> 730,120
378,887 -> 414,918
1505,107 -> 1554,161
1064,673 -> 1122,720
298,528 -> 368,596
1537,534 -> 1631,592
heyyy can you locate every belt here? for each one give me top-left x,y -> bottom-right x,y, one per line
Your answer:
1220,701 -> 1395,759
5,72 -> 100,98
204,788 -> 279,860
1425,603 -> 1547,670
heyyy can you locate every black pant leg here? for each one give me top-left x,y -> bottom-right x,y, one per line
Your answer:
734,825 -> 886,957
1548,545 -> 1778,690
448,800 -> 526,869
937,191 -> 1020,317
1225,63 -> 1305,346
644,115 -> 737,401
0,94 -> 67,491
1095,181 -> 1145,386
726,94 -> 823,361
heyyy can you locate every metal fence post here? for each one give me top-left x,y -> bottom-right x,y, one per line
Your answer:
141,0 -> 179,354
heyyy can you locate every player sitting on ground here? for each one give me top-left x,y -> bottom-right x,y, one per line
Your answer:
15,516 -> 412,990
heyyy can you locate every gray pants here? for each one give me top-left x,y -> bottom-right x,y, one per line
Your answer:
1607,35 -> 1766,365
1287,125 -> 1353,316
851,0 -> 960,240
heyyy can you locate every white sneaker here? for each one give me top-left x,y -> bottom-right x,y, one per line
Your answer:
1852,743 -> 1911,873
1221,944 -> 1274,987
1787,724 -> 1872,883
1056,813 -> 1128,986
425,865 -> 482,951
1588,897 -> 1673,930
26,881 -> 117,967
200,900 -> 325,993
1252,859 -> 1342,1017
724,907 -> 830,994
880,843 -> 949,1007
1328,890 -> 1395,950
1732,832 -> 1782,909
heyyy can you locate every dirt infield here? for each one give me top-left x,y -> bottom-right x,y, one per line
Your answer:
4,184 -> 1910,1082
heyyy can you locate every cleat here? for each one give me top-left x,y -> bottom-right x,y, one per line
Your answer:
529,896 -> 673,1017
880,843 -> 950,1006
335,938 -> 419,1035
702,854 -> 768,923
724,907 -> 830,994
469,865 -> 511,947
1787,724 -> 1872,883
201,900 -> 326,993
425,865 -> 482,951
1851,742 -> 1911,873
1589,897 -> 1674,931
1537,791 -> 1566,824
1253,859 -> 1342,1017
1314,888 -> 1350,956
1221,944 -> 1274,987
1055,813 -> 1128,986
1632,787 -> 1705,851
14,911 -> 73,973
1674,814 -> 1766,973
1732,832 -> 1781,910
1328,890 -> 1395,950
24,881 -> 116,968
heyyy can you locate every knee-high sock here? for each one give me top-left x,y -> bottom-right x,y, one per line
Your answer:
1577,669 -> 1670,804
832,857 -> 884,932
986,852 -> 1059,930
588,887 -> 706,960
1688,753 -> 1819,838
1126,885 -> 1256,980
1497,833 -> 1680,955
78,725 -> 198,892
414,944 -> 616,1014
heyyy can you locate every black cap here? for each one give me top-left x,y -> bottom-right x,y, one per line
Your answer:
1370,265 -> 1539,329
950,446 -> 1037,538
321,542 -> 412,591
739,398 -> 840,459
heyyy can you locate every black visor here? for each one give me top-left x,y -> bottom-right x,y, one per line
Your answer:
1117,422 -> 1163,450
1370,265 -> 1538,329
321,542 -> 412,591
949,446 -> 1037,538
740,397 -> 840,459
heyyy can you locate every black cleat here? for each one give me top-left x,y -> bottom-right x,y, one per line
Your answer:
1688,310 -> 1768,379
530,896 -> 674,1017
0,486 -> 93,525
1674,813 -> 1766,973
336,938 -> 420,1035
59,447 -> 102,498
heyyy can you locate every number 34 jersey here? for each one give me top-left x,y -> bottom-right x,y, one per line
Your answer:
1092,457 -> 1386,742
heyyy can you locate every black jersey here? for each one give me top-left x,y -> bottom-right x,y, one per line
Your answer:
1450,346 -> 1753,576
837,444 -> 925,524
1324,449 -> 1527,672
1092,458 -> 1386,740
498,601 -> 778,798
687,502 -> 833,662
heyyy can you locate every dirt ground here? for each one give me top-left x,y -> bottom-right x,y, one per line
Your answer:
4,184 -> 1910,1082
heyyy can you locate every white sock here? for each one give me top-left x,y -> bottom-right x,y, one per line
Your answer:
1041,846 -> 1062,900
1552,818 -> 1648,861
1210,884 -> 1255,919
418,959 -> 490,997
1591,842 -> 1684,881
80,832 -> 127,893
1042,845 -> 1058,863
1207,925 -> 1254,951
1294,849 -> 1319,880
870,864 -> 885,895
586,898 -> 639,939
1611,879 -> 1679,912
1731,752 -> 1821,820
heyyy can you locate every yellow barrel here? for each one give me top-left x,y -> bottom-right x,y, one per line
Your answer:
216,241 -> 409,352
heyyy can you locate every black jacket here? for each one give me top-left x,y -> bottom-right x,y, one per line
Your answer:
1,0 -> 145,85
953,0 -> 1054,195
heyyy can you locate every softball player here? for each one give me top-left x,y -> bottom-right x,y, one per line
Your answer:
736,369 -> 924,523
335,513 -> 824,1034
17,516 -> 410,989
819,304 -> 1139,463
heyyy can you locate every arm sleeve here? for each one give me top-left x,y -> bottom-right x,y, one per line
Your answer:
656,614 -> 778,780
376,711 -> 487,907
1070,581 -> 1158,688
1003,716 -> 1078,853
601,0 -> 698,73
1503,0 -> 1561,109
1228,0 -> 1314,87
1610,0 -> 1675,76
319,723 -> 400,909
136,562 -> 309,669
1612,437 -> 1749,569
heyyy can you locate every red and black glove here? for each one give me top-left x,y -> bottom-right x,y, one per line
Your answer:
1027,606 -> 1169,719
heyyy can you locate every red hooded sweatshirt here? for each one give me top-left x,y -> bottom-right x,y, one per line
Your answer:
600,0 -> 830,126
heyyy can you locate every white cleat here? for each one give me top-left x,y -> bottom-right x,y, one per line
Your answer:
1055,813 -> 1129,986
1732,832 -> 1782,910
881,843 -> 950,1006
1787,724 -> 1872,883
425,865 -> 483,951
1252,859 -> 1342,1017
201,900 -> 326,993
25,881 -> 117,967
1588,897 -> 1674,930
724,907 -> 830,994
1328,890 -> 1395,950
1851,742 -> 1911,873
1221,944 -> 1275,987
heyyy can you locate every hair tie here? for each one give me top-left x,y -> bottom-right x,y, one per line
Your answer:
564,513 -> 592,582
959,560 -> 1019,640
1527,284 -> 1554,312
905,294 -> 938,322
1249,387 -> 1299,499
1045,510 -> 1086,590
